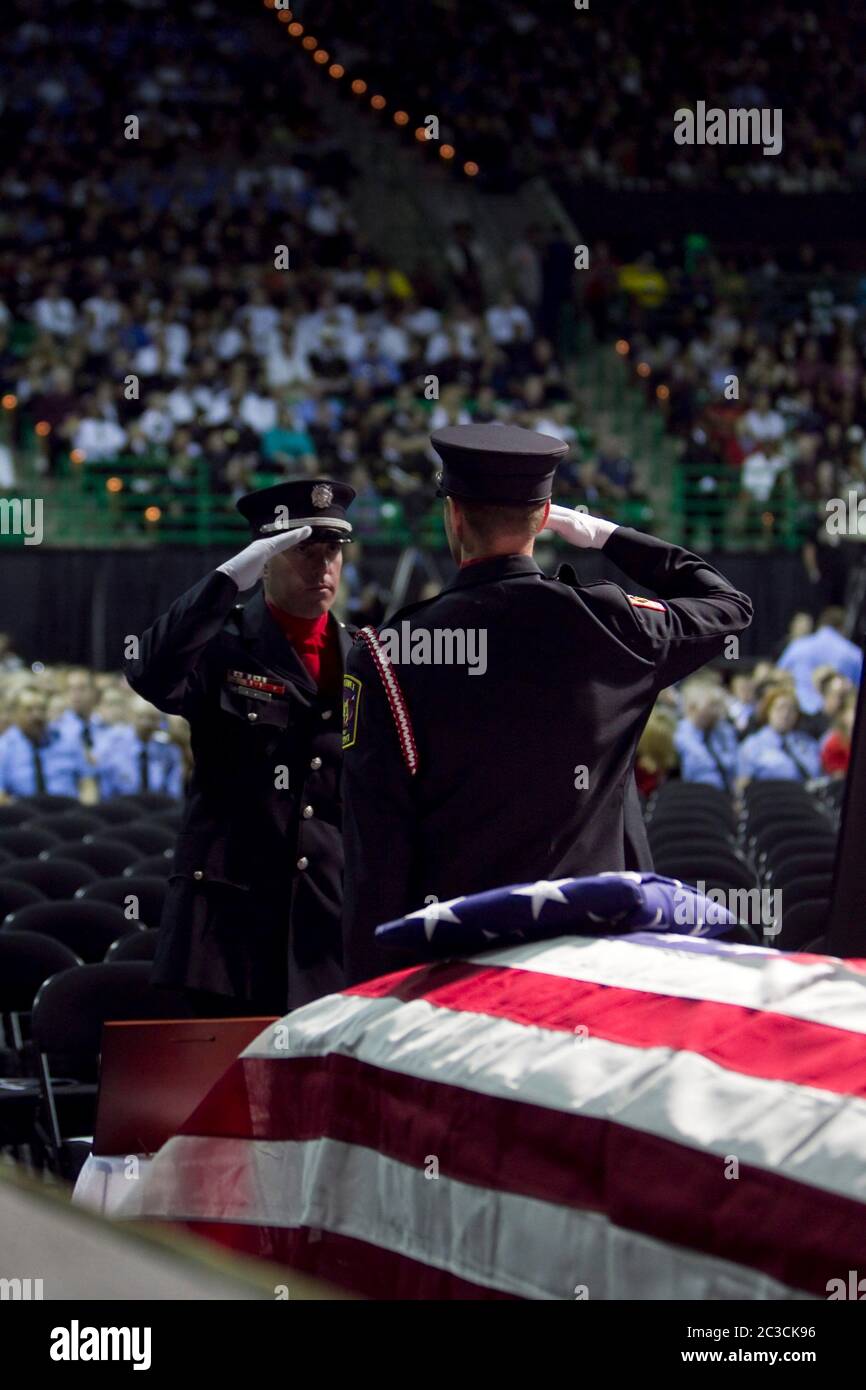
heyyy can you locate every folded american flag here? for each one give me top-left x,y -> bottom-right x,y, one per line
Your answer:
373,871 -> 736,955
122,927 -> 866,1300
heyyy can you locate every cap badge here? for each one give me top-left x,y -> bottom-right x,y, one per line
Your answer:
312,483 -> 334,509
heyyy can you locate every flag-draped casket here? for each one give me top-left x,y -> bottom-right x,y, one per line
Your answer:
120,903 -> 866,1300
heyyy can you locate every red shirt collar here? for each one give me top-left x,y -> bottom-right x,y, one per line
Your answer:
265,602 -> 330,646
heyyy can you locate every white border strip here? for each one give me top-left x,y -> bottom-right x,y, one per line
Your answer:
124,1135 -> 814,1302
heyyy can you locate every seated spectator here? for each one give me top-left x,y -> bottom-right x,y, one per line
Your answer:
800,668 -> 854,740
738,390 -> 786,453
820,692 -> 856,779
0,689 -> 97,800
736,690 -> 821,789
673,681 -> 738,791
772,610 -> 813,660
635,708 -> 677,799
725,664 -> 757,735
0,633 -> 24,673
96,697 -> 184,800
261,403 -> 317,474
596,435 -> 636,498
777,606 -> 863,714
93,684 -> 131,731
50,668 -> 105,753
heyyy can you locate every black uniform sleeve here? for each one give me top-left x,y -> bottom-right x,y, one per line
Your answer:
125,570 -> 240,716
341,639 -> 415,985
595,526 -> 753,688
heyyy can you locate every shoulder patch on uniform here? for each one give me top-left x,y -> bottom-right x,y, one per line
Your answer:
626,594 -> 666,612
342,674 -> 362,750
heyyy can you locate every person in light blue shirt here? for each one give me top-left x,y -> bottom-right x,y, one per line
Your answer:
49,668 -> 106,752
96,698 -> 184,799
777,606 -> 862,714
736,690 -> 821,788
0,688 -> 95,798
674,681 -> 739,790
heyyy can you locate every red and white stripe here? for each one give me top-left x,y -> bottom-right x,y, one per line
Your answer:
119,934 -> 866,1300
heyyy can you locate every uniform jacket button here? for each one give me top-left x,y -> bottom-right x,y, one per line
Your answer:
297,856 -> 309,870
321,710 -> 332,719
310,756 -> 322,770
247,711 -> 258,723
303,804 -> 313,818
193,870 -> 204,880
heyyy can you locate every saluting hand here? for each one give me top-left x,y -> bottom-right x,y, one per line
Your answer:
544,504 -> 619,550
216,525 -> 313,591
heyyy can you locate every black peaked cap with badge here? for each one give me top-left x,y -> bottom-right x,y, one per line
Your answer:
237,477 -> 355,542
431,423 -> 569,504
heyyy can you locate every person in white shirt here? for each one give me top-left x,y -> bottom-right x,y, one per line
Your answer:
378,311 -> 412,364
33,284 -> 78,338
238,289 -> 280,356
739,390 -> 786,449
485,292 -> 533,346
265,328 -> 312,389
239,383 -> 278,435
139,392 -> 175,446
215,322 -> 247,361
72,397 -> 128,461
741,449 -> 787,503
82,284 -> 123,352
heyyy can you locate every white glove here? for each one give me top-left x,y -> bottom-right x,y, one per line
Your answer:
544,504 -> 619,550
217,526 -> 312,590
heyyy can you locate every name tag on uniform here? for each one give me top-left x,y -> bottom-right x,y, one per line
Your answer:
225,670 -> 288,702
627,594 -> 666,613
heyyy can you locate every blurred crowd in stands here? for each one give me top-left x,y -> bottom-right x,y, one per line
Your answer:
0,640 -> 189,802
1,603 -> 860,806
310,0 -> 866,192
635,606 -> 862,799
0,0 -> 647,543
597,236 -> 866,551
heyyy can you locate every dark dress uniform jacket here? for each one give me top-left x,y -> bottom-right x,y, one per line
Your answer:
342,527 -> 753,984
126,570 -> 351,1012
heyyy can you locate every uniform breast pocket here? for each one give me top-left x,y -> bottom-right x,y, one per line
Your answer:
219,684 -> 291,731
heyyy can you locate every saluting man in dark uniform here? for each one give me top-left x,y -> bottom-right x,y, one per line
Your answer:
341,424 -> 753,984
126,478 -> 355,1015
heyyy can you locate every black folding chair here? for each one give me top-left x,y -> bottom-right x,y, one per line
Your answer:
0,804 -> 34,828
4,858 -> 98,899
744,780 -> 814,805
105,929 -> 160,963
23,811 -> 103,842
2,900 -> 140,964
766,851 -> 836,890
112,793 -> 178,816
126,853 -> 173,878
16,795 -> 80,815
650,834 -> 741,865
76,875 -> 168,930
0,826 -> 61,858
653,855 -> 758,894
0,932 -> 83,1157
117,820 -> 177,855
31,963 -> 194,1176
778,875 -> 835,916
85,801 -> 146,826
46,838 -> 140,876
746,816 -> 829,847
776,899 -> 831,953
0,878 -> 47,921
